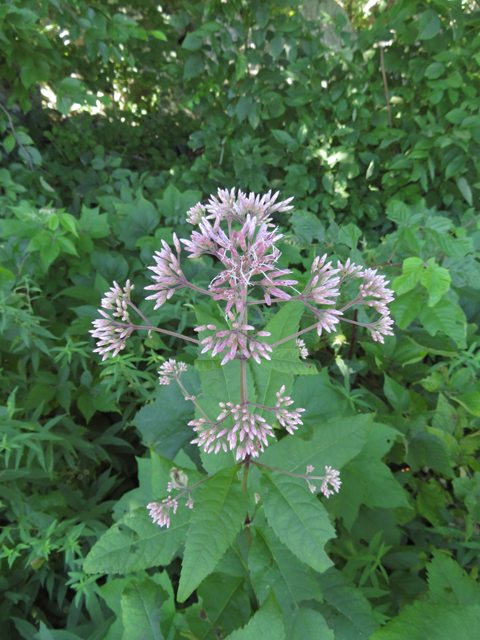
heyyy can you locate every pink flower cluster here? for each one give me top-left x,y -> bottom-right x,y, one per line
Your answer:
195,323 -> 272,365
89,281 -> 135,360
190,401 -> 275,461
274,385 -> 305,434
306,465 -> 342,498
145,234 -> 185,310
158,359 -> 188,385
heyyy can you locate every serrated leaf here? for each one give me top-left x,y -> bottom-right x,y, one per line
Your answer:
391,258 -> 424,296
84,507 -> 191,574
370,603 -> 480,640
259,413 -> 373,476
225,590 -> 285,640
177,466 -> 249,602
390,291 -> 424,330
419,299 -> 466,349
383,375 -> 410,413
455,391 -> 480,417
317,568 -> 380,639
121,578 -> 166,640
260,471 -> 334,572
195,573 -> 250,639
333,422 -> 410,529
420,259 -> 450,307
285,608 -> 334,640
427,552 -> 480,606
249,526 -> 323,615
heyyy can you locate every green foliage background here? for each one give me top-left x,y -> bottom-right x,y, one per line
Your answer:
1,0 -> 480,638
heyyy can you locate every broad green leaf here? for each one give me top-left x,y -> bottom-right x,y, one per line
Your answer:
391,258 -> 424,296
370,603 -> 480,640
317,568 -> 380,639
132,367 -> 200,460
79,206 -> 110,238
455,391 -> 480,417
150,29 -> 167,40
338,223 -> 362,249
260,471 -> 335,572
332,422 -> 410,529
193,573 -> 250,639
259,413 -> 373,475
427,552 -> 480,606
406,434 -> 453,477
225,590 -> 285,640
457,177 -> 473,205
285,609 -> 334,640
249,301 -> 305,416
177,466 -> 249,602
453,473 -> 480,522
420,259 -> 450,307
121,578 -> 166,640
383,375 -> 410,413
3,134 -> 15,154
184,54 -> 205,79
249,526 -> 323,616
418,9 -> 441,40
419,299 -> 466,349
260,347 -> 317,375
390,290 -> 424,330
84,506 -> 191,574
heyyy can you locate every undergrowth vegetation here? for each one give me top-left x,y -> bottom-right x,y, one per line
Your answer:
1,1 -> 480,639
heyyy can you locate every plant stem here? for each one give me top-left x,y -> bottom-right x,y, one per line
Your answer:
269,322 -> 319,349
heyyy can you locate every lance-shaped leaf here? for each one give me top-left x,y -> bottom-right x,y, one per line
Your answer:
370,602 -> 480,640
317,567 -> 380,639
259,413 -> 373,474
121,578 -> 167,640
177,466 -> 249,602
225,589 -> 285,640
249,526 -> 323,619
84,506 -> 191,574
259,471 -> 335,572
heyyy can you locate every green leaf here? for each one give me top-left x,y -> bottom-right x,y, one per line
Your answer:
236,97 -> 253,124
453,473 -> 480,522
84,506 -> 191,574
427,552 -> 480,606
121,578 -> 166,640
291,371 -> 348,436
419,299 -> 466,349
390,291 -> 424,330
177,466 -> 249,602
79,205 -> 110,238
406,434 -> 453,477
317,568 -> 380,639
271,130 -> 296,147
195,573 -> 250,638
391,258 -> 424,296
333,422 -> 410,529
383,375 -> 410,413
132,367 -> 200,459
420,259 -> 450,307
285,609 -> 334,640
370,603 -> 480,640
260,471 -> 335,572
259,414 -> 373,476
150,30 -> 167,40
3,134 -> 15,154
225,590 -> 285,640
182,33 -> 203,50
261,348 -> 317,375
457,177 -> 473,205
455,391 -> 480,417
270,35 -> 284,59
184,54 -> 205,79
338,223 -> 362,249
418,10 -> 441,40
249,526 -> 323,616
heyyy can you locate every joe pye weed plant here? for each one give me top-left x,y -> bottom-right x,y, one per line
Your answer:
87,189 -> 394,635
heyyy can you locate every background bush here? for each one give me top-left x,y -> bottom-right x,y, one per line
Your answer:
1,0 -> 480,638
